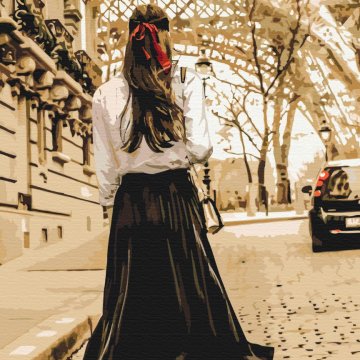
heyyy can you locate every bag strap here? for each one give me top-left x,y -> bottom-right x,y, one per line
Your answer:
180,67 -> 187,83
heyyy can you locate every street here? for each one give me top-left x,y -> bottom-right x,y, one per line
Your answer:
70,219 -> 360,360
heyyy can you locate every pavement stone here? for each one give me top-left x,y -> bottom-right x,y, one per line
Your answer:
3,216 -> 360,360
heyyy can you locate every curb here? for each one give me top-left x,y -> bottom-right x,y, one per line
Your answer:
222,214 -> 308,226
0,297 -> 102,360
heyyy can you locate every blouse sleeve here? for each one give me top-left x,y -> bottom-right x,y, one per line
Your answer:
92,88 -> 121,206
182,71 -> 213,163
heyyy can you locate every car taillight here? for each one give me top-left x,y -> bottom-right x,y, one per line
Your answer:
313,190 -> 322,197
313,169 -> 329,198
318,170 -> 329,181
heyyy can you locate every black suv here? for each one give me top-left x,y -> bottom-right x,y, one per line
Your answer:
302,159 -> 360,252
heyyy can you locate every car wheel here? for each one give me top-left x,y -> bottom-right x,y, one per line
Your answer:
310,212 -> 326,252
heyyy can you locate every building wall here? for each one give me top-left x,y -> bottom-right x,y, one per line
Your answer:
0,0 -> 103,264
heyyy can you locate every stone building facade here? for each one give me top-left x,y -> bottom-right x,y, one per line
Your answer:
0,0 -> 103,264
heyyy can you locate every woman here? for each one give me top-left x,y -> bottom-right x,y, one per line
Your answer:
84,4 -> 274,360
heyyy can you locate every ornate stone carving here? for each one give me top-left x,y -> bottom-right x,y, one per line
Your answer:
66,118 -> 91,137
45,19 -> 82,81
83,164 -> 96,176
0,33 -> 16,92
64,0 -> 82,23
0,72 -> 6,90
10,80 -> 21,97
30,95 -> 40,109
36,71 -> 55,89
80,104 -> 92,122
34,70 -> 55,103
52,151 -> 71,164
16,55 -> 36,75
65,96 -> 82,130
71,118 -> 82,135
0,41 -> 16,65
14,0 -> 55,55
10,2 -> 102,96
49,83 -> 69,111
65,95 -> 82,112
75,50 -> 102,95
7,55 -> 37,94
64,0 -> 82,38
0,6 -> 18,33
86,123 -> 93,137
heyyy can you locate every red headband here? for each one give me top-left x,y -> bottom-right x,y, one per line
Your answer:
130,22 -> 172,74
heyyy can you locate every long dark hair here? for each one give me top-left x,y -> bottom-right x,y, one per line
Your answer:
121,4 -> 184,153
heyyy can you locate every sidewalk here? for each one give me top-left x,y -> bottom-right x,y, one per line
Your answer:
221,210 -> 308,226
0,211 -> 309,360
0,230 -> 108,360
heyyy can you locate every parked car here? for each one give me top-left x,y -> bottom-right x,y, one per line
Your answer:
302,158 -> 360,252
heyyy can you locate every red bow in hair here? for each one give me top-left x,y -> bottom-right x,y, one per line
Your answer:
130,22 -> 172,74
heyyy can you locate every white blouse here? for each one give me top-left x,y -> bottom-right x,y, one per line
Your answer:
92,67 -> 213,206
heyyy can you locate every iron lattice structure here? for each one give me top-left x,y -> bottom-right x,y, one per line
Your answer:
92,0 -> 358,75
90,0 -> 360,151
92,0 -> 300,76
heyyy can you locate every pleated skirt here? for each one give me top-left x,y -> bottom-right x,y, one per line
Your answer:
83,168 -> 274,360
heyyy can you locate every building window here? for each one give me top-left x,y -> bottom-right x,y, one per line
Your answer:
42,228 -> 48,243
23,232 -> 30,249
52,118 -> 63,152
18,193 -> 32,210
38,110 -> 46,164
57,226 -> 63,239
87,216 -> 91,231
83,136 -> 91,165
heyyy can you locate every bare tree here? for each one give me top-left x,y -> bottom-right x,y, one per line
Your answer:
272,91 -> 300,204
212,83 -> 264,215
207,0 -> 310,210
240,0 -> 311,208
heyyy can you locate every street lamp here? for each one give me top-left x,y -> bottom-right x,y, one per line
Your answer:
195,48 -> 213,98
202,161 -> 211,198
319,120 -> 332,162
195,49 -> 214,199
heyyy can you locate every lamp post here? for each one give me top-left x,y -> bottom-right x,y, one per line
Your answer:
195,48 -> 213,98
202,161 -> 211,198
195,48 -> 214,199
319,120 -> 332,162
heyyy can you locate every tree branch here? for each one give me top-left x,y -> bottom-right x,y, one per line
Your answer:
213,108 -> 261,154
224,149 -> 261,160
264,0 -> 309,97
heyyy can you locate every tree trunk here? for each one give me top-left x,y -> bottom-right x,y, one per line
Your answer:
257,149 -> 268,212
257,100 -> 269,212
275,164 -> 290,204
273,98 -> 298,204
239,124 -> 255,216
272,97 -> 285,203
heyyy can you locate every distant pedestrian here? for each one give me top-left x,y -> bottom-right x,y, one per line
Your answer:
83,4 -> 273,359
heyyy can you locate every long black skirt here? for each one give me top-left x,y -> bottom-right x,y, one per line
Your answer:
83,169 -> 274,360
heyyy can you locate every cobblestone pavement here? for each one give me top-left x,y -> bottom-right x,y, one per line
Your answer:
70,219 -> 360,360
